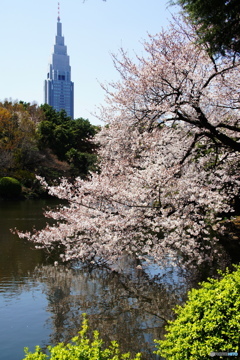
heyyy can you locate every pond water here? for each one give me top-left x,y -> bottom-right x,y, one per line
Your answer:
0,199 -> 189,360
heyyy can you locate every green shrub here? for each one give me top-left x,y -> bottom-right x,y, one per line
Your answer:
23,314 -> 141,360
155,266 -> 240,360
0,177 -> 22,198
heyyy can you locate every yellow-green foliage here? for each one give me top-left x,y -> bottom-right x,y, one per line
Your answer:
155,266 -> 240,360
23,314 -> 141,360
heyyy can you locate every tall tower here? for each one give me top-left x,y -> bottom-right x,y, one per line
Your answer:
44,6 -> 74,118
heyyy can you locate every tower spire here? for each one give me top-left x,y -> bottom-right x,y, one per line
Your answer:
57,2 -> 60,22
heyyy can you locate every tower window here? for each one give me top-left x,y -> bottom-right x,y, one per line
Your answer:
58,75 -> 65,81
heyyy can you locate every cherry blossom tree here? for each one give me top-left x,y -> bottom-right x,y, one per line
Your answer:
17,19 -> 240,269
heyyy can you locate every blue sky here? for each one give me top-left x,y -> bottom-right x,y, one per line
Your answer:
0,0 -> 179,125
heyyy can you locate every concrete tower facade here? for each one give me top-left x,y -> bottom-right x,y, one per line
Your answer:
44,14 -> 74,118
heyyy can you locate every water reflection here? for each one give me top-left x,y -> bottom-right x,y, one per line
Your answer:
0,199 -> 189,360
30,260 -> 188,359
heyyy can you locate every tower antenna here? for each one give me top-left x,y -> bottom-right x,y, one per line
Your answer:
57,2 -> 60,22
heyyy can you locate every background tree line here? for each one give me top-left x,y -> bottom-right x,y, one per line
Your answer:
0,100 -> 99,198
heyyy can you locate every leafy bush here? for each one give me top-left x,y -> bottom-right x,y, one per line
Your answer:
155,266 -> 240,360
23,314 -> 141,360
0,177 -> 22,198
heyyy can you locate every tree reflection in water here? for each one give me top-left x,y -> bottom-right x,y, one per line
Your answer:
31,257 -> 189,360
